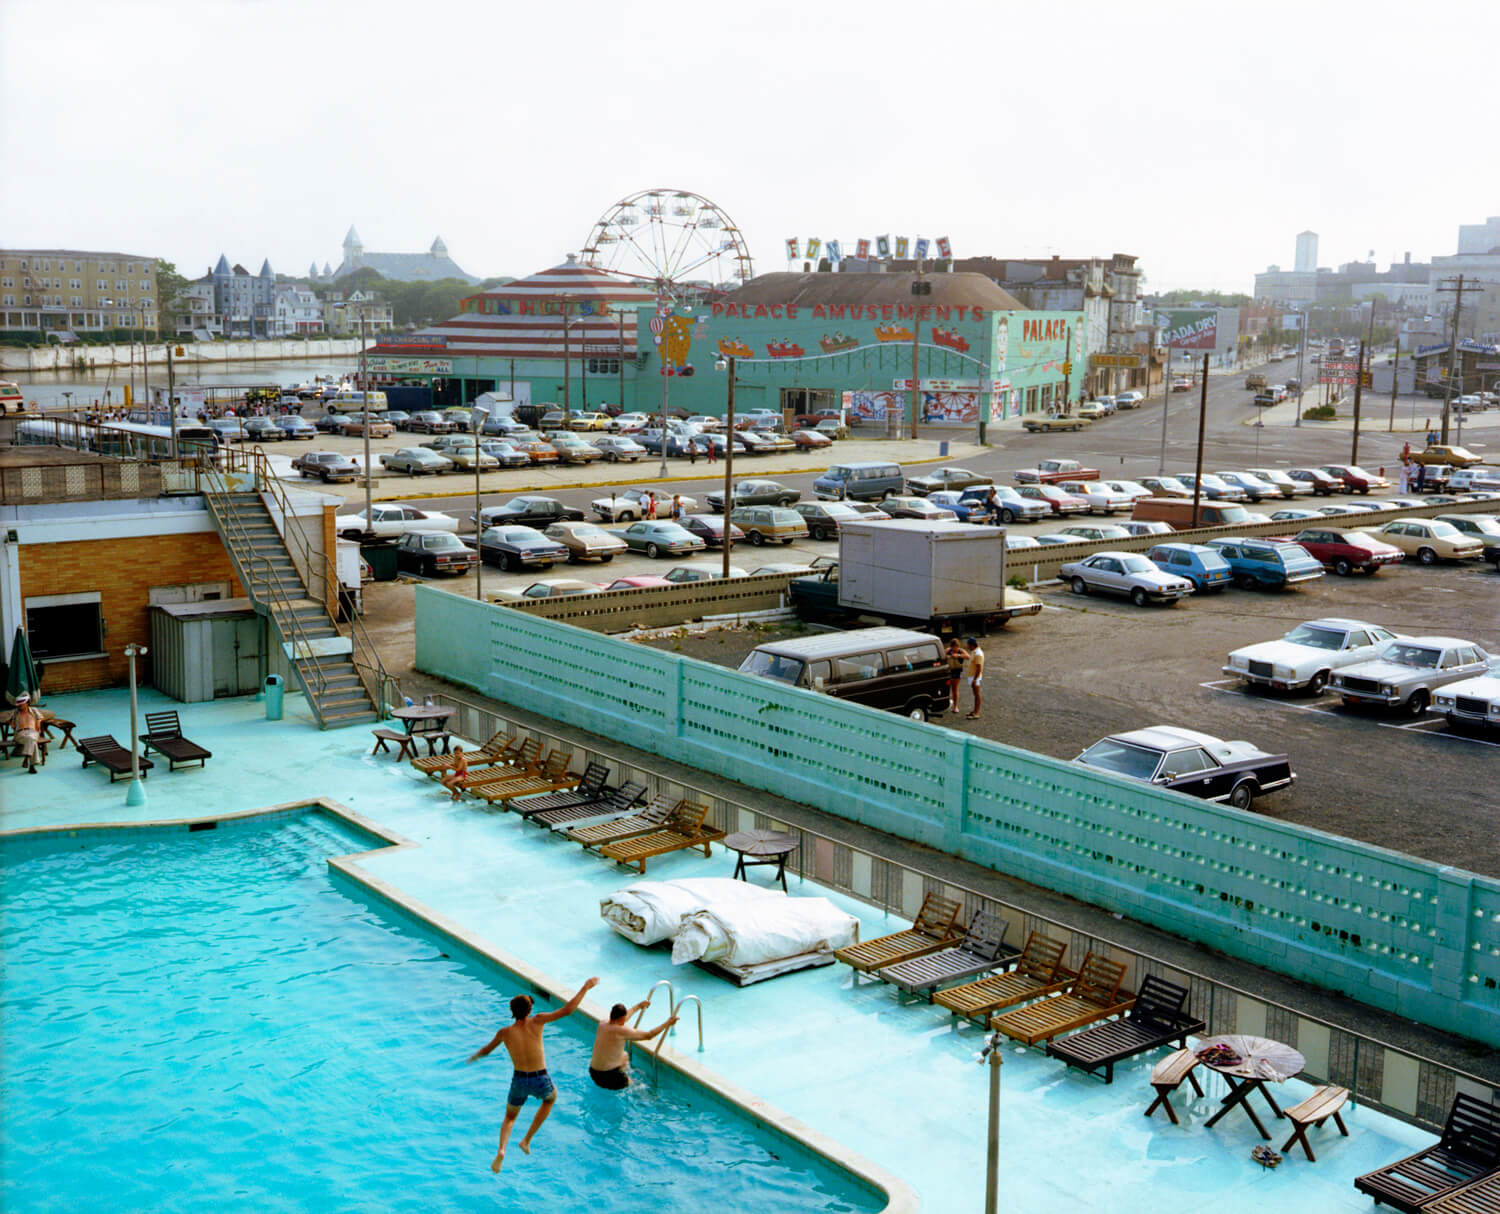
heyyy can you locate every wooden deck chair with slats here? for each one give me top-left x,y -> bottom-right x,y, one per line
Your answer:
525,781 -> 648,829
566,794 -> 683,848
411,729 -> 515,775
509,761 -> 610,816
832,892 -> 964,980
1354,1093 -> 1500,1212
448,738 -> 544,790
989,953 -> 1132,1046
1044,976 -> 1204,1083
467,750 -> 578,808
598,800 -> 725,875
80,735 -> 154,782
139,711 -> 212,772
1421,1172 -> 1500,1214
873,911 -> 1016,1003
934,932 -> 1071,1027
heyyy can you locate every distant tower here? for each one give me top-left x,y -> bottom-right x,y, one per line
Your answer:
430,235 -> 448,259
308,260 -> 320,281
1295,231 -> 1318,273
343,225 -> 364,271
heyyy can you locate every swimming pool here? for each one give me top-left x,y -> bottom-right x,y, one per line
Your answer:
0,811 -> 884,1213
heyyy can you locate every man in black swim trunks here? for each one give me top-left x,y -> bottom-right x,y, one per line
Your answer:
588,1000 -> 678,1090
468,976 -> 598,1173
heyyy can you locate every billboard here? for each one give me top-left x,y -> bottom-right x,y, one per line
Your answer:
1156,309 -> 1219,350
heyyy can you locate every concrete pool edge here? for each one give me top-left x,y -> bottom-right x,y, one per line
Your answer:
2,798 -> 921,1214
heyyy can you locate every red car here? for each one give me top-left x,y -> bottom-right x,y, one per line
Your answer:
791,429 -> 833,449
1320,464 -> 1391,494
1014,483 -> 1089,515
1284,526 -> 1404,575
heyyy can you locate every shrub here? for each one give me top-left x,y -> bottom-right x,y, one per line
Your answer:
1302,404 -> 1336,421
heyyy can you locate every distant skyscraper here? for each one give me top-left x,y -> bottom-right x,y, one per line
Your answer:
1295,231 -> 1318,274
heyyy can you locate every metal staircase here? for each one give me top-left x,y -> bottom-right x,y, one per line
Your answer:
200,454 -> 395,729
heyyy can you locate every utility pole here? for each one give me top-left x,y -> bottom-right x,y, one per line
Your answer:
360,316 -> 371,523
1435,275 -> 1473,445
1190,352 -> 1209,528
1388,327 -> 1400,431
562,303 -> 572,424
167,343 -> 177,459
1294,311 -> 1306,428
1350,302 -> 1375,464
909,263 -> 928,440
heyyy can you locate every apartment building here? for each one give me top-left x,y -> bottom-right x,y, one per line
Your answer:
0,248 -> 158,335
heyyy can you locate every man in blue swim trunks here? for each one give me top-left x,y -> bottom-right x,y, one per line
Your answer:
469,976 -> 598,1173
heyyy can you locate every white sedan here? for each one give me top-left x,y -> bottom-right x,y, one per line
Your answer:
591,487 -> 698,522
1055,481 -> 1136,515
336,504 -> 459,541
1223,618 -> 1401,694
1432,668 -> 1500,730
1058,551 -> 1195,606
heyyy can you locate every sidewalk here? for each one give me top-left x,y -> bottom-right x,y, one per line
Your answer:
1243,394 -> 1500,438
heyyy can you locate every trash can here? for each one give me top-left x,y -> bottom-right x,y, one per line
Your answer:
361,543 -> 399,582
938,440 -> 950,457
264,674 -> 284,721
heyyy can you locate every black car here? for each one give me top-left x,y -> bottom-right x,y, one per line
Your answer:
315,413 -> 353,434
1073,725 -> 1294,811
394,531 -> 478,577
678,513 -> 744,549
474,496 -> 585,529
242,416 -> 283,442
705,479 -> 800,513
274,415 -> 318,440
477,525 -> 568,572
384,410 -> 412,429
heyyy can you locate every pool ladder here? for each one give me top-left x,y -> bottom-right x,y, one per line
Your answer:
634,984 -> 705,1083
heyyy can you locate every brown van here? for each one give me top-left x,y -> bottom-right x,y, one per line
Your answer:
1131,498 -> 1254,531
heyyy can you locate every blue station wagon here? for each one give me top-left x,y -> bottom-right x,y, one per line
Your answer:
1147,543 -> 1234,593
1205,538 -> 1325,589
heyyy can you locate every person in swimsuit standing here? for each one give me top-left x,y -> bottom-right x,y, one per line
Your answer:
468,976 -> 598,1173
964,636 -> 986,720
588,1000 -> 678,1090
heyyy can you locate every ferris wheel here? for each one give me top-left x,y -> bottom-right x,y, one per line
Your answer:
581,188 -> 754,300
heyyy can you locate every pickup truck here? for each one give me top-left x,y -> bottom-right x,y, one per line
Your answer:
1013,458 -> 1101,485
1245,372 -> 1267,390
1021,414 -> 1090,433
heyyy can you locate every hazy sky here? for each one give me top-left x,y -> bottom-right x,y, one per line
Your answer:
4,0 -> 1496,294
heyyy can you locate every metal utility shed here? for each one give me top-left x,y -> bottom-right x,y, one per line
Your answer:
149,598 -> 268,702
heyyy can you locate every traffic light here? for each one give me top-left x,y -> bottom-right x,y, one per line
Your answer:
1360,371 -> 1373,388
1062,361 -> 1072,375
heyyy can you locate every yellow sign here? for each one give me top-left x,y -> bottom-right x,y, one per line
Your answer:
1090,353 -> 1143,368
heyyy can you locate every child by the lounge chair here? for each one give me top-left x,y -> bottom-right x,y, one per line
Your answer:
441,746 -> 468,800
589,1001 -> 678,1090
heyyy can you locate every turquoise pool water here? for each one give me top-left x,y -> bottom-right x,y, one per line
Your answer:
0,812 -> 882,1213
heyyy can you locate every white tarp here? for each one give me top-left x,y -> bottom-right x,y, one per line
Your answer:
670,897 -> 858,967
600,877 -> 781,946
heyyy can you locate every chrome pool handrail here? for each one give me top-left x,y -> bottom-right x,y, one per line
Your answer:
659,994 -> 704,1055
634,979 -> 674,1026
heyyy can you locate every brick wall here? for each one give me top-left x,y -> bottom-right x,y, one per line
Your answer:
20,534 -> 243,692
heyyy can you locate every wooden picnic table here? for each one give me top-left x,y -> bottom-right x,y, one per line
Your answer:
1197,1034 -> 1305,1141
389,704 -> 455,755
723,829 -> 799,892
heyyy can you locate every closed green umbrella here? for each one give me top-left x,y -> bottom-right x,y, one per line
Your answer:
6,626 -> 41,706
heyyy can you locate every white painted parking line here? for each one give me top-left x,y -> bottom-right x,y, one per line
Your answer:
1198,680 -> 1343,717
1386,719 -> 1500,748
1200,680 -> 1500,747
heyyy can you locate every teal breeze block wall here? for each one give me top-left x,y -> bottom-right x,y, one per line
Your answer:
416,587 -> 1500,1047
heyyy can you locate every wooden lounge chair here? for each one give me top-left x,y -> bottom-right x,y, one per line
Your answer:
1144,1048 -> 1204,1125
449,739 -> 546,790
873,911 -> 1016,1003
510,761 -> 611,816
598,800 -> 725,874
1423,1171 -> 1500,1213
1281,1084 -> 1350,1162
566,794 -> 684,848
1353,1093 -> 1500,1211
411,729 -> 515,775
527,781 -> 648,830
989,952 -> 1131,1046
1043,975 -> 1204,1083
831,891 -> 964,978
80,735 -> 154,782
139,711 -> 212,772
467,751 -> 579,808
934,932 -> 1071,1027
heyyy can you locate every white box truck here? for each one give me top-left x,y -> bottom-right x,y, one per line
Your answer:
790,518 -> 1040,635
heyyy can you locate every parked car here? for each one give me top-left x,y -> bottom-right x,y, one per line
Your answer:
612,520 -> 707,558
477,439 -> 532,468
340,416 -> 395,438
880,496 -> 960,522
925,491 -> 988,523
1114,391 -> 1145,408
566,411 -> 613,431
1215,471 -> 1279,501
1320,464 -> 1391,494
1432,669 -> 1500,730
437,440 -> 501,471
1013,458 -> 1099,486
1073,725 -> 1294,810
707,480 -> 800,513
383,410 -> 411,429
663,565 -> 748,583
791,428 -> 834,449
677,513 -> 744,549
314,412 -> 353,434
274,415 -> 317,440
337,504 -> 458,541
842,500 -> 892,520
1285,527 -> 1404,576
243,416 -> 284,442
1175,472 -> 1247,502
1022,413 -> 1089,432
1119,520 -> 1174,537
813,418 -> 850,439
1286,467 -> 1343,495
1098,479 -> 1154,502
906,467 -> 993,496
478,525 -> 568,572
1269,508 -> 1324,523
611,412 -> 651,432
959,485 -> 1049,524
481,415 -> 529,437
1059,523 -> 1134,544
1077,401 -> 1108,420
544,432 -> 603,463
538,410 -> 568,429
591,487 -> 697,522
394,531 -> 477,577
1374,518 -> 1485,565
1054,480 -> 1134,515
1433,513 -> 1500,567
1059,551 -> 1195,606
728,505 -> 811,545
1004,534 -> 1042,551
380,447 -> 454,476
406,411 -> 456,435
512,438 -> 561,465
1014,484 -> 1089,515
291,451 -> 359,482
1139,475 -> 1192,499
491,577 -> 602,602
1224,618 -> 1402,695
593,434 -> 647,462
542,521 -> 628,563
1242,467 -> 1302,498
1147,542 -> 1234,592
1410,444 -> 1483,468
793,500 -> 865,540
476,496 -> 585,529
1203,538 -> 1325,589
1331,637 -> 1493,716
1171,377 -> 1194,392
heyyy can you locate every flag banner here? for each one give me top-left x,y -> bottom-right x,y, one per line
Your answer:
875,235 -> 891,258
915,237 -> 930,260
786,238 -> 800,259
806,237 -> 821,261
936,236 -> 952,258
827,239 -> 842,262
856,238 -> 871,259
894,236 -> 909,259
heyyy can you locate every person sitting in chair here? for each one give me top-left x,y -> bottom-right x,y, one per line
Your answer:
12,694 -> 42,773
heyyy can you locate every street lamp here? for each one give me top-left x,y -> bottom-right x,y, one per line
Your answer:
714,353 -> 737,578
979,1031 -> 1004,1214
123,642 -> 148,807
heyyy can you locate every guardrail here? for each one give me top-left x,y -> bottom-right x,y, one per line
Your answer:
498,570 -> 801,631
0,458 -> 165,504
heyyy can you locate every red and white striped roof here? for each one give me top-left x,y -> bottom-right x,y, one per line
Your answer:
375,258 -> 659,361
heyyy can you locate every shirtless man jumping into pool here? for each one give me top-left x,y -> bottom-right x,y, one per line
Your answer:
468,976 -> 598,1173
589,1000 -> 678,1090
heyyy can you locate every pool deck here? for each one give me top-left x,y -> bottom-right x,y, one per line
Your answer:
2,688 -> 1441,1211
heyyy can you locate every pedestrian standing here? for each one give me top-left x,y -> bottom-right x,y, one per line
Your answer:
688,437 -> 698,465
964,637 -> 986,720
706,437 -> 717,464
645,492 -> 657,520
945,639 -> 968,715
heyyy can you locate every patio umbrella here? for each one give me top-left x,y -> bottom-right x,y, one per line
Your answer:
6,626 -> 41,706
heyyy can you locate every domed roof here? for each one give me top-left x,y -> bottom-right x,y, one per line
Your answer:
726,271 -> 1023,312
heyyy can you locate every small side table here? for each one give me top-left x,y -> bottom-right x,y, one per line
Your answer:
724,829 -> 799,892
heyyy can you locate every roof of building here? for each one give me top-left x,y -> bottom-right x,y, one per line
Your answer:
344,225 -> 362,248
214,254 -> 231,274
332,250 -> 478,284
725,271 -> 1023,312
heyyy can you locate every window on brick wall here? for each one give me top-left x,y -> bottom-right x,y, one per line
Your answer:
25,591 -> 105,660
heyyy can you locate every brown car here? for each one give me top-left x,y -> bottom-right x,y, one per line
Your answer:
512,439 -> 560,465
340,417 -> 395,438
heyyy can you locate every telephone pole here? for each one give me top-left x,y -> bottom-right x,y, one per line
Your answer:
1435,275 -> 1474,445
